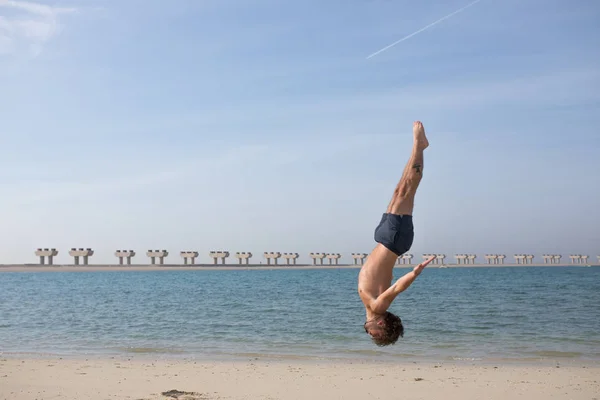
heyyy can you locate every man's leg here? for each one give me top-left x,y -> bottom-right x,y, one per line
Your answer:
386,121 -> 429,216
366,121 -> 429,272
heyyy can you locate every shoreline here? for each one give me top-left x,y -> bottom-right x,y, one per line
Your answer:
2,349 -> 599,368
1,355 -> 598,400
0,263 -> 598,272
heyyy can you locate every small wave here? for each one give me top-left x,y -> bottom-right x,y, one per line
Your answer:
451,356 -> 483,361
118,347 -> 187,354
228,352 -> 324,361
337,349 -> 389,356
523,350 -> 583,358
431,343 -> 460,349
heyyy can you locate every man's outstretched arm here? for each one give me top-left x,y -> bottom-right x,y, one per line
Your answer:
370,255 -> 435,314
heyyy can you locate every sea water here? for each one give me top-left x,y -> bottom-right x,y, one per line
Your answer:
1,267 -> 599,363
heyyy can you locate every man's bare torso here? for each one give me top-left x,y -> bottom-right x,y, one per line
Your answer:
357,244 -> 398,312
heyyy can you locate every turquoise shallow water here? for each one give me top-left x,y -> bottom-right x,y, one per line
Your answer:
1,267 -> 599,362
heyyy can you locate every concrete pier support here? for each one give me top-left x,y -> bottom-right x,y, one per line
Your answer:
486,254 -> 506,264
115,250 -> 135,265
397,254 -> 413,265
180,251 -> 199,265
484,254 -> 497,264
68,248 -> 93,265
542,254 -> 561,264
569,254 -> 587,264
454,254 -> 476,265
325,253 -> 341,265
351,253 -> 368,265
282,253 -> 299,265
455,254 -> 468,264
423,254 -> 444,265
263,252 -> 282,265
235,252 -> 252,265
146,250 -> 168,265
514,254 -> 534,264
35,248 -> 58,265
309,253 -> 326,265
209,251 -> 229,265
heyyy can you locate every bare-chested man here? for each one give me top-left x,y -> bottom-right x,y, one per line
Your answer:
358,120 -> 435,346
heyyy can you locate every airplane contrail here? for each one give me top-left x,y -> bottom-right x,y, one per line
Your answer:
366,0 -> 483,59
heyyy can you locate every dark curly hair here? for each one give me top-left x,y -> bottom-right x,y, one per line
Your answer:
371,312 -> 404,346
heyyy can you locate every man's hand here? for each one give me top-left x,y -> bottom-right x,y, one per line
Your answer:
413,255 -> 435,276
372,255 -> 436,314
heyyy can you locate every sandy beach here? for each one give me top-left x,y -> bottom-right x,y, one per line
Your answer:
1,356 -> 598,400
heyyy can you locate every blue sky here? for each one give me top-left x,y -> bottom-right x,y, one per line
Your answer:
1,0 -> 599,265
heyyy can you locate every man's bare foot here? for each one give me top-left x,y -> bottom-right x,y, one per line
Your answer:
413,121 -> 429,150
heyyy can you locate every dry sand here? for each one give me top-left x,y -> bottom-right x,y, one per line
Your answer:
1,357 -> 598,400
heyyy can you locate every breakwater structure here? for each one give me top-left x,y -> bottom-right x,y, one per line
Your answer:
146,250 -> 168,265
180,251 -> 198,265
209,251 -> 229,264
263,252 -> 281,265
423,254 -> 445,265
514,254 -> 534,264
542,254 -> 561,264
235,252 -> 252,265
484,254 -> 506,264
397,254 -> 413,265
309,253 -> 326,265
351,253 -> 368,265
25,248 -> 599,267
282,253 -> 299,265
68,248 -> 93,265
455,254 -> 477,265
570,254 -> 589,264
35,248 -> 58,265
326,253 -> 341,265
115,250 -> 135,265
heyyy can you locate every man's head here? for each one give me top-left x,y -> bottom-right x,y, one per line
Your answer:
363,312 -> 404,346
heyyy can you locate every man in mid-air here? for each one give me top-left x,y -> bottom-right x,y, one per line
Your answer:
358,120 -> 435,346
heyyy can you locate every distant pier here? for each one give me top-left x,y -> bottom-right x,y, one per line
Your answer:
68,248 -> 93,265
15,248 -> 599,269
115,250 -> 135,265
35,248 -> 58,265
147,250 -> 168,265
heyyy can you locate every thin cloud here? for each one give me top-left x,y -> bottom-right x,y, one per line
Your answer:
1,0 -> 75,16
0,0 -> 76,57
